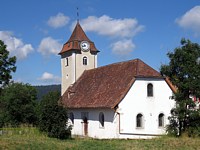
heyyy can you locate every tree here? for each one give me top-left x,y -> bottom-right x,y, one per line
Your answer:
0,82 -> 38,127
160,38 -> 200,137
0,40 -> 16,91
38,91 -> 71,139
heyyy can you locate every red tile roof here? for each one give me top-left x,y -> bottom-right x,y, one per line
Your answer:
61,59 -> 172,109
59,22 -> 99,54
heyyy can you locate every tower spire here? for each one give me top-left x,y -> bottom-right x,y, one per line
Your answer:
77,7 -> 79,23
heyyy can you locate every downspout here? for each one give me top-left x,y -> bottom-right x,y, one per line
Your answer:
117,112 -> 121,135
114,105 -> 121,136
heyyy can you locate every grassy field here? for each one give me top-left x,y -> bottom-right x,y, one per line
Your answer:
0,127 -> 200,150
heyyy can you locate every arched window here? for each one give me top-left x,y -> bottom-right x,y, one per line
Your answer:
69,112 -> 74,124
147,83 -> 153,97
83,56 -> 87,65
136,113 -> 143,128
158,113 -> 164,127
99,112 -> 104,127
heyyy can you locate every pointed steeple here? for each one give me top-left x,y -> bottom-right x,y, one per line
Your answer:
59,22 -> 99,54
68,22 -> 90,42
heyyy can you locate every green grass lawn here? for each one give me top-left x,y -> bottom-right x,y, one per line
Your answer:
0,127 -> 200,150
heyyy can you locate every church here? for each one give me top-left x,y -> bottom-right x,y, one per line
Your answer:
59,21 -> 176,139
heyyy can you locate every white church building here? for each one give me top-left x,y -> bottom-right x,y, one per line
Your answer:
59,21 -> 176,139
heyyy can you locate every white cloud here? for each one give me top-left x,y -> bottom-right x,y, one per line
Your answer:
176,6 -> 200,35
38,72 -> 61,84
71,15 -> 144,56
0,31 -> 34,60
47,13 -> 70,28
39,72 -> 54,80
38,37 -> 62,56
79,15 -> 144,38
111,39 -> 135,55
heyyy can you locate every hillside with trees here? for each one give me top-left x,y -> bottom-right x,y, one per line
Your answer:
34,84 -> 61,100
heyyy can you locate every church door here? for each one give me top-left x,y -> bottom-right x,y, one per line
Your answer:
83,117 -> 88,136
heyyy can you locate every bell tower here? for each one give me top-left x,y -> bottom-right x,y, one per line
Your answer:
59,22 -> 99,95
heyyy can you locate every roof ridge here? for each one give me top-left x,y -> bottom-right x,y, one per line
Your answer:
136,58 -> 139,75
87,58 -> 140,72
83,58 -> 160,77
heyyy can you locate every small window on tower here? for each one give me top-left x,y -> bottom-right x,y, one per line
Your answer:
83,56 -> 87,65
65,58 -> 69,66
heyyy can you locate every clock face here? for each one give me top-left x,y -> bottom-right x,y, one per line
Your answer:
80,41 -> 90,52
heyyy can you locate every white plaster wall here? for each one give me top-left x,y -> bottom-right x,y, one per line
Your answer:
69,108 -> 119,139
118,78 -> 175,137
67,78 -> 175,139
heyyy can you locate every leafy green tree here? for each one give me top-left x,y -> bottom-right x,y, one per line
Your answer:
38,91 -> 71,139
160,38 -> 200,137
0,82 -> 38,127
0,40 -> 16,91
0,40 -> 17,127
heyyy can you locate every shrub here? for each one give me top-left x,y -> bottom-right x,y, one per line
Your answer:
38,91 -> 71,139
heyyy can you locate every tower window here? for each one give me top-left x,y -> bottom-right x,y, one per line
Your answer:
83,56 -> 87,65
147,83 -> 153,97
65,57 -> 69,66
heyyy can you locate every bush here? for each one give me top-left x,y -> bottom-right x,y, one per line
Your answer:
38,91 -> 71,139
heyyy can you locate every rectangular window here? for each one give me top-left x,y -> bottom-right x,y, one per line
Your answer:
65,57 -> 69,66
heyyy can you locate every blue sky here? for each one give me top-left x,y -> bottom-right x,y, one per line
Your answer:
0,0 -> 200,85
